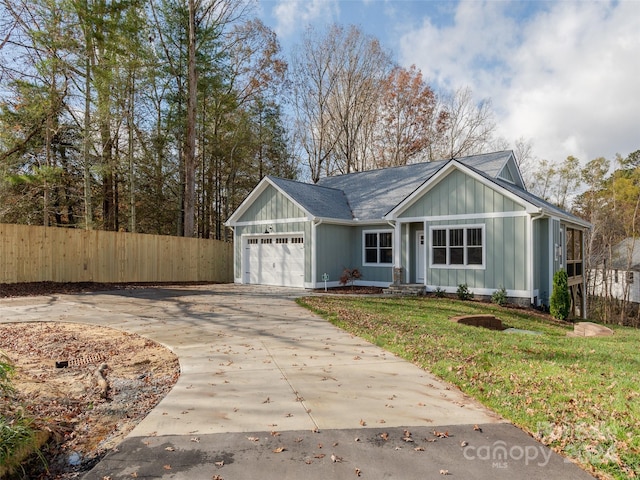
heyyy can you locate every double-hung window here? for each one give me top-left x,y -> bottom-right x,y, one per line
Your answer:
430,225 -> 485,268
363,230 -> 393,265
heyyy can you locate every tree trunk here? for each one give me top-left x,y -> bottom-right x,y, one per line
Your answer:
183,0 -> 198,237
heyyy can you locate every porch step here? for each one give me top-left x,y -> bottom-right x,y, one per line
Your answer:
384,284 -> 426,296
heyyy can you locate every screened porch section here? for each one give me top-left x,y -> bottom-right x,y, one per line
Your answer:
566,227 -> 585,317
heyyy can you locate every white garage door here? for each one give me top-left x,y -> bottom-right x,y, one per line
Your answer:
244,235 -> 305,287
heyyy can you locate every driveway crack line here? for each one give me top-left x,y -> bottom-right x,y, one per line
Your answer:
261,341 -> 320,431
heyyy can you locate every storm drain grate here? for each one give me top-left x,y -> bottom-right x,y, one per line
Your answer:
55,354 -> 106,368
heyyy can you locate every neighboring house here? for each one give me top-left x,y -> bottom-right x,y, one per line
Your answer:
226,151 -> 590,317
592,238 -> 640,303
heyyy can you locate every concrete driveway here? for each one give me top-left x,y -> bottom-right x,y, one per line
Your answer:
0,284 -> 594,479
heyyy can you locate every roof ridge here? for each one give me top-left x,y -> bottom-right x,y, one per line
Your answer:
268,175 -> 346,194
317,150 -> 514,183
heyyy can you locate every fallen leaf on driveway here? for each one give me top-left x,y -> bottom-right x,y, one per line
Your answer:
273,447 -> 286,453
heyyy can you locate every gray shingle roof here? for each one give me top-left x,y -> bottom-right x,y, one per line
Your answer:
268,151 -> 587,226
317,161 -> 443,220
462,162 -> 590,227
268,176 -> 353,220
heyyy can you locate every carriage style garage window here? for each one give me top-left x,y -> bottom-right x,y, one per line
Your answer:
430,225 -> 485,268
363,230 -> 393,265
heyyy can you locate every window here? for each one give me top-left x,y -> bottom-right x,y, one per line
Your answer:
363,231 -> 393,265
627,271 -> 634,284
247,238 -> 258,245
430,225 -> 484,268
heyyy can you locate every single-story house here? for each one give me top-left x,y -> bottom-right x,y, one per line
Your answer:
225,151 -> 590,316
591,237 -> 640,303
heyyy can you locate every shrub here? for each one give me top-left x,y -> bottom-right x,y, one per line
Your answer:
456,283 -> 474,301
550,269 -> 571,320
0,352 -> 14,396
339,268 -> 362,288
0,353 -> 46,477
491,286 -> 508,306
433,287 -> 446,298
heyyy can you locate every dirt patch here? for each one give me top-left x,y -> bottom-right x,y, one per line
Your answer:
0,321 -> 180,479
0,281 -> 216,298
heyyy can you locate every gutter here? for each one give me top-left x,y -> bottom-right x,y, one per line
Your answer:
311,218 -> 323,288
530,211 -> 545,306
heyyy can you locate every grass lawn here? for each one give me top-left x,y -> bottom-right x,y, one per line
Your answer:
298,295 -> 640,480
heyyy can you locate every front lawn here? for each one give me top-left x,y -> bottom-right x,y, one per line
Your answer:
298,295 -> 640,480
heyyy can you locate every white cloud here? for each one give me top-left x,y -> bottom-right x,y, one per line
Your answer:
271,0 -> 339,39
398,0 -> 640,165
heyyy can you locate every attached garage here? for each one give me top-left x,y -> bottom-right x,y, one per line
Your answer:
243,234 -> 305,287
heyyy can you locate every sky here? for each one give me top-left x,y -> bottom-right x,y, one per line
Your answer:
256,0 -> 640,168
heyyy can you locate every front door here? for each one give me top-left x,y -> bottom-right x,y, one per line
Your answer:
416,231 -> 425,283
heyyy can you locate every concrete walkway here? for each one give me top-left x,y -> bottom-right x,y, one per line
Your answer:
0,284 -> 594,479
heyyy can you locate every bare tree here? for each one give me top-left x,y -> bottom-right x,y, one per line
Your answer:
326,25 -> 390,175
290,26 -> 341,182
431,86 -> 496,160
290,24 -> 391,181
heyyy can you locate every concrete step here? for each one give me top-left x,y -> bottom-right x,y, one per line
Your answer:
384,284 -> 426,296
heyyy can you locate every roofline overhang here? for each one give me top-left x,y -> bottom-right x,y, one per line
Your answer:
538,208 -> 592,229
384,160 -> 540,220
225,176 -> 314,227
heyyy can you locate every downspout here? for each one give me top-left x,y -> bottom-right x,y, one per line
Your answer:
530,212 -> 544,306
312,218 -> 323,289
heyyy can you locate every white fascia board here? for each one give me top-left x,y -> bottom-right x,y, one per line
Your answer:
312,217 -> 392,226
398,210 -> 529,223
229,217 -> 310,227
225,177 -> 314,226
385,160 -> 540,220
550,212 -> 592,230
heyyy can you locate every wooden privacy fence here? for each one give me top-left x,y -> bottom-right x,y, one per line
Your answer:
0,223 -> 233,284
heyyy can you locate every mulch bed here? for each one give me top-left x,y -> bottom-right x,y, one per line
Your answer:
313,285 -> 384,294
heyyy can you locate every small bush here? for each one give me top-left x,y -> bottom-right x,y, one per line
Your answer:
0,350 -> 15,397
433,287 -> 446,298
491,286 -> 508,306
339,268 -> 362,288
550,269 -> 571,320
456,283 -> 474,301
0,354 -> 46,477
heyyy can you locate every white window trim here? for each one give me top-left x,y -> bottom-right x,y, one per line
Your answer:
362,229 -> 394,267
428,224 -> 486,270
